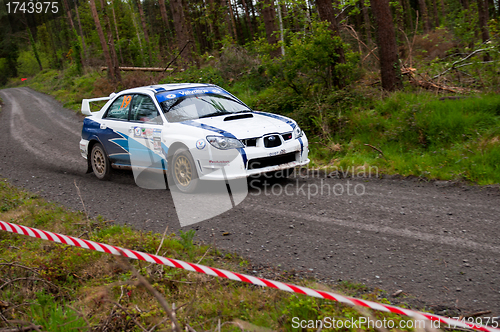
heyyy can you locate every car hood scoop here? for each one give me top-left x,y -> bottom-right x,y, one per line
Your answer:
223,113 -> 254,121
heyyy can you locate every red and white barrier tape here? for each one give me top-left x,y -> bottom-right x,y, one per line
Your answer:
1,220 -> 498,332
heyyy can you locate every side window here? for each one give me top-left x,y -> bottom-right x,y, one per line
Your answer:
104,95 -> 132,120
131,95 -> 162,124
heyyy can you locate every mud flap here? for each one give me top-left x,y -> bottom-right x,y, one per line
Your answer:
86,159 -> 92,173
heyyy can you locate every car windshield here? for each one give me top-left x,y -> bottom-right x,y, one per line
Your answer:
158,93 -> 251,123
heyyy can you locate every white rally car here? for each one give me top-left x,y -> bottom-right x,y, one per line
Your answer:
80,84 -> 309,192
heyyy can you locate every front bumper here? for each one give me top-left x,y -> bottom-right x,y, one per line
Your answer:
196,136 -> 309,181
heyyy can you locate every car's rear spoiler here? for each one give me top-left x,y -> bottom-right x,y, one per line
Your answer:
81,93 -> 116,116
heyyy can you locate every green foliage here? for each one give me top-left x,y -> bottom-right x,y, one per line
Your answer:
31,292 -> 87,332
281,296 -> 319,331
179,229 -> 196,250
16,49 -> 48,78
446,2 -> 478,47
307,92 -> 500,184
259,21 -> 360,96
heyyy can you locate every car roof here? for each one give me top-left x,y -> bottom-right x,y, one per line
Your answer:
118,83 -> 213,95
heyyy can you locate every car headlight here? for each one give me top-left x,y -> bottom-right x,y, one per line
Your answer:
293,125 -> 303,139
206,136 -> 244,150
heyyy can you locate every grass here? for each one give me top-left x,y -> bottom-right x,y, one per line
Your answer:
303,92 -> 500,185
5,63 -> 500,185
0,179 -> 443,331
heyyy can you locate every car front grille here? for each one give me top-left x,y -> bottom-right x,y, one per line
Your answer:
247,152 -> 296,169
241,138 -> 257,147
264,135 -> 282,148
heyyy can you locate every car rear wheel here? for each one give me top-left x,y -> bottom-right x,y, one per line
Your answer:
91,143 -> 111,180
171,148 -> 198,193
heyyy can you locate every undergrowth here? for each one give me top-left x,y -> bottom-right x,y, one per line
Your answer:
5,32 -> 500,185
0,180 -> 431,331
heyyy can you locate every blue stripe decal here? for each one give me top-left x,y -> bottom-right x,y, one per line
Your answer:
181,120 -> 247,166
253,111 -> 296,129
238,148 -> 247,167
298,137 -> 303,156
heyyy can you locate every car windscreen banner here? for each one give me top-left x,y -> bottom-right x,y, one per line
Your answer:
156,87 -> 231,104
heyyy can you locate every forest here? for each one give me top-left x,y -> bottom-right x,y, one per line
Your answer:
1,0 -> 500,183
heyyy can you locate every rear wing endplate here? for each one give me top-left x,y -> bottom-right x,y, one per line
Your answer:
81,93 -> 116,116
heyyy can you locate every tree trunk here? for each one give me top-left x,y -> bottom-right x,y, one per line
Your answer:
225,0 -> 238,40
61,0 -> 75,31
128,1 -> 146,66
440,0 -> 446,22
315,0 -> 346,63
27,27 -> 43,71
432,0 -> 439,27
241,0 -> 254,40
110,0 -> 124,66
477,0 -> 491,61
159,0 -> 173,44
207,0 -> 221,44
74,0 -> 88,66
136,0 -> 152,64
261,0 -> 280,57
88,0 -> 116,81
418,0 -> 431,32
404,0 -> 414,31
371,0 -> 402,91
101,0 -> 121,81
232,0 -> 243,42
361,0 -> 372,45
276,0 -> 285,55
170,0 -> 195,63
136,0 -> 150,45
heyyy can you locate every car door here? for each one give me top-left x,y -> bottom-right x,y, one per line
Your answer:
99,94 -> 134,166
127,94 -> 165,170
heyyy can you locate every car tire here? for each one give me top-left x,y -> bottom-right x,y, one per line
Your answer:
90,143 -> 111,180
171,148 -> 199,193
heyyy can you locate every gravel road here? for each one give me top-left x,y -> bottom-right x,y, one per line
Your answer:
1,87 -> 499,318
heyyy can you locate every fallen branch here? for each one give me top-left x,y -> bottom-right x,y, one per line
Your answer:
115,254 -> 182,332
433,48 -> 493,79
2,320 -> 42,332
364,144 -> 387,160
464,310 -> 492,318
100,66 -> 173,72
342,24 -> 379,62
109,301 -> 148,332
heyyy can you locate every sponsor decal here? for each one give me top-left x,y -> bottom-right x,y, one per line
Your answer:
209,160 -> 230,165
153,129 -> 162,141
145,128 -> 153,138
211,89 -> 222,93
269,149 -> 286,157
134,127 -> 142,137
196,139 -> 206,150
178,89 -> 209,96
153,141 -> 161,151
166,94 -> 176,99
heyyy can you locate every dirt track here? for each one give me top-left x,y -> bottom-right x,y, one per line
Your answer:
0,87 -> 499,318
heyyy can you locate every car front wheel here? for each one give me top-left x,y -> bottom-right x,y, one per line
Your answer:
171,148 -> 199,193
90,143 -> 111,180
